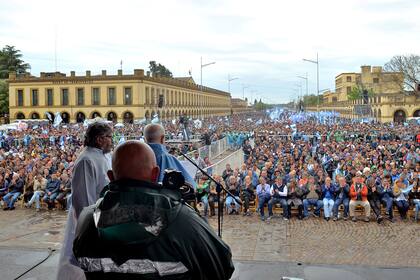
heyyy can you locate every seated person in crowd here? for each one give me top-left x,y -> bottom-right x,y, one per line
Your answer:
287,180 -> 305,220
321,177 -> 336,221
349,172 -> 370,222
380,175 -> 394,221
25,173 -> 47,211
43,172 -> 61,210
366,174 -> 384,223
225,175 -> 240,215
393,177 -> 410,220
196,175 -> 211,217
3,173 -> 24,210
256,176 -> 272,221
333,176 -> 350,221
241,175 -> 255,216
23,173 -> 35,203
409,177 -> 420,221
56,173 -> 72,210
269,176 -> 288,220
303,176 -> 323,219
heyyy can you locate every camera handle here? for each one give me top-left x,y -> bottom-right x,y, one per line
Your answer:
178,150 -> 242,238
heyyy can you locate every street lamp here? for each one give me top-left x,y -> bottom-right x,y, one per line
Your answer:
228,74 -> 238,94
242,84 -> 250,100
200,56 -> 216,90
297,73 -> 308,97
303,53 -> 319,112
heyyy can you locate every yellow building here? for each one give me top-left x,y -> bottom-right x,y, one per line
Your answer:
8,69 -> 232,123
309,65 -> 420,123
231,98 -> 252,114
335,66 -> 403,102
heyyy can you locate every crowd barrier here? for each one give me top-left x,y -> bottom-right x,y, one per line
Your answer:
202,149 -> 244,176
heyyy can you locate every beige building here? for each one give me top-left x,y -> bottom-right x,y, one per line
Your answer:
231,98 -> 252,114
309,65 -> 420,123
8,69 -> 232,123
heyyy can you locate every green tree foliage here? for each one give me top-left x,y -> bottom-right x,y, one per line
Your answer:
384,54 -> 420,93
302,94 -> 320,106
0,45 -> 31,78
347,85 -> 373,101
0,80 -> 8,114
149,61 -> 173,78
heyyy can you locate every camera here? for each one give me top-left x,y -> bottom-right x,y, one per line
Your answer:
162,169 -> 185,190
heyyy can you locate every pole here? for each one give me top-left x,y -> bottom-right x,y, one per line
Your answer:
316,52 -> 319,113
305,72 -> 308,96
200,56 -> 202,90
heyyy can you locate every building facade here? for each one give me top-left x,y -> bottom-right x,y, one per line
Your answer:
231,98 -> 252,114
308,65 -> 420,123
8,69 -> 232,123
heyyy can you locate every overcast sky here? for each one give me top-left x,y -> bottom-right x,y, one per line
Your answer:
1,0 -> 419,103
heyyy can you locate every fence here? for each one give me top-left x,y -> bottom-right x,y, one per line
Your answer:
202,149 -> 244,176
177,137 -> 230,162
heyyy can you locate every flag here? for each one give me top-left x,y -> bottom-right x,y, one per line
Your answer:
151,114 -> 160,124
45,112 -> 53,121
53,112 -> 63,127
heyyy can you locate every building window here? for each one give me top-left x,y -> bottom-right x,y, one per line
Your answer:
31,89 -> 38,106
346,76 -> 352,82
17,89 -> 24,106
346,86 -> 352,94
124,87 -> 132,105
47,89 -> 54,106
61,88 -> 69,106
92,88 -> 100,105
108,87 -> 116,105
145,87 -> 150,105
77,88 -> 84,106
373,77 -> 379,83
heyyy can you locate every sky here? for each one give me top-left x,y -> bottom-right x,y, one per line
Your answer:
1,0 -> 419,104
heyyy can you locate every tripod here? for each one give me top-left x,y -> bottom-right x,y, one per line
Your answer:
179,150 -> 242,238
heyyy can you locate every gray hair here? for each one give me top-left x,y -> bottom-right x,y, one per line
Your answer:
144,123 -> 165,143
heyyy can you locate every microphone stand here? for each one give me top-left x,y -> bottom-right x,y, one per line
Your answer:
178,150 -> 242,238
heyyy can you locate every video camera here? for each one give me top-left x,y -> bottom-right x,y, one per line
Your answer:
162,169 -> 195,201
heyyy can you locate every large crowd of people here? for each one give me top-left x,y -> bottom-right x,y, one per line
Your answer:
1,110 -> 419,225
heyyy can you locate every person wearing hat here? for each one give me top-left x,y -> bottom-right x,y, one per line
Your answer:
349,172 -> 371,222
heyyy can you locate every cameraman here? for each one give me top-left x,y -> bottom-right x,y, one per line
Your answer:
73,141 -> 234,279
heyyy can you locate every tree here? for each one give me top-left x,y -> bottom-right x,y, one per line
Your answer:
302,94 -> 321,106
148,61 -> 173,78
347,85 -> 373,101
0,80 -> 8,114
384,54 -> 420,94
0,45 -> 31,78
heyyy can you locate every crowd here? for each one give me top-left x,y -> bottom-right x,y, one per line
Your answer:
195,111 -> 420,223
0,114 -> 258,211
1,109 -> 419,225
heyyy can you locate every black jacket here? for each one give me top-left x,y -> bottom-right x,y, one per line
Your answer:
73,179 -> 234,280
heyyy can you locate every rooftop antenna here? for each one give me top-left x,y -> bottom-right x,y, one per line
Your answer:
120,60 -> 123,71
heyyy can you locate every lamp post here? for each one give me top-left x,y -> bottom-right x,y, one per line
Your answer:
303,53 -> 319,112
242,84 -> 250,100
297,73 -> 308,97
200,56 -> 216,90
228,74 -> 238,94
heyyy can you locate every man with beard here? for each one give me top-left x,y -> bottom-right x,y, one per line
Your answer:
57,121 -> 113,280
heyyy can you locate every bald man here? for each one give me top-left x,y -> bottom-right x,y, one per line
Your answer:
144,123 -> 196,188
73,141 -> 234,280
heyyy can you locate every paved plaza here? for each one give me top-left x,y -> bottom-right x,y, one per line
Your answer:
0,209 -> 420,279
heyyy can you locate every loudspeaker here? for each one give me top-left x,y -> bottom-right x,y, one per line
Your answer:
158,94 -> 164,108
